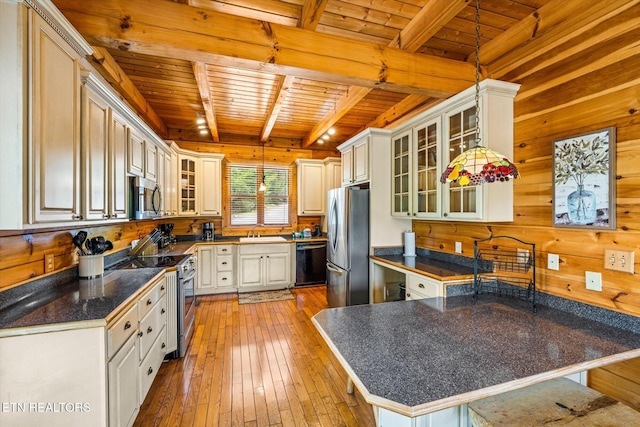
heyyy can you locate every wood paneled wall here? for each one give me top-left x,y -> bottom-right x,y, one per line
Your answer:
0,145 -> 327,291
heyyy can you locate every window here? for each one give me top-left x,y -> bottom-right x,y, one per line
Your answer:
229,164 -> 290,226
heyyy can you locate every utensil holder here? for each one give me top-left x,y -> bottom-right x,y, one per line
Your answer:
79,254 -> 104,278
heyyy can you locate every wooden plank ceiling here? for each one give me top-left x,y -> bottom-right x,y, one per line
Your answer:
51,0 -> 557,150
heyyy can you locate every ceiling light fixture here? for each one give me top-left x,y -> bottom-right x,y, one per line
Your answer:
328,128 -> 336,135
196,118 -> 205,125
322,134 -> 330,140
258,142 -> 267,192
440,0 -> 518,186
199,129 -> 208,135
317,139 -> 324,144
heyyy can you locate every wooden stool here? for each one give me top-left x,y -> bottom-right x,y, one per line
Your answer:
468,377 -> 640,426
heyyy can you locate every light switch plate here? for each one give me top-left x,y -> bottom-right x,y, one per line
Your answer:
547,253 -> 559,271
44,251 -> 55,273
604,249 -> 635,274
455,242 -> 462,254
585,271 -> 602,291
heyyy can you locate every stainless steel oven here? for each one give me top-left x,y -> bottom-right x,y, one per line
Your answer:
177,256 -> 197,358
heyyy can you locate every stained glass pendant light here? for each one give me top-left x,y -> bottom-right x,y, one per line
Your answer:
440,0 -> 519,186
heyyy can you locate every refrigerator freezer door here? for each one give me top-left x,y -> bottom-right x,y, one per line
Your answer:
327,188 -> 347,269
326,260 -> 349,307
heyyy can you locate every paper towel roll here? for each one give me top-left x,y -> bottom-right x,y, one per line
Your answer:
403,231 -> 416,257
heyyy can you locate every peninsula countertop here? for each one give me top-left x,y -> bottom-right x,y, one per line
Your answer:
312,295 -> 640,417
370,254 -> 476,281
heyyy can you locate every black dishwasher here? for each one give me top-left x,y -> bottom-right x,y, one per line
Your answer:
295,242 -> 327,286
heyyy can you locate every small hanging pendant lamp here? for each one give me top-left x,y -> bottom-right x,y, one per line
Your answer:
440,0 -> 519,186
259,141 -> 267,192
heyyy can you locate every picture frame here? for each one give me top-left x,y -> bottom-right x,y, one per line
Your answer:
552,127 -> 616,229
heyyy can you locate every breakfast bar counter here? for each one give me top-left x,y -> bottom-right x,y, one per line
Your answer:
312,295 -> 640,424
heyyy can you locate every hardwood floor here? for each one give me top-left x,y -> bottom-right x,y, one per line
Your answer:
133,286 -> 376,427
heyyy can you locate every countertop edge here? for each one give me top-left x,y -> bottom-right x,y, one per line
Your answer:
0,318 -> 106,338
312,307 -> 640,418
369,255 -> 474,282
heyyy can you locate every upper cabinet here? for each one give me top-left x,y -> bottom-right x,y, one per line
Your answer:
177,150 -> 224,217
391,79 -> 520,222
324,157 -> 341,193
296,159 -> 325,216
339,135 -> 370,186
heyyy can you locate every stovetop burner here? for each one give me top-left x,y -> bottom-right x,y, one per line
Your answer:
108,254 -> 192,270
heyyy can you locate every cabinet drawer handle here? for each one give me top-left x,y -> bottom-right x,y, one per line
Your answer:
222,249 -> 227,252
138,331 -> 144,337
147,299 -> 152,306
124,321 -> 131,330
147,326 -> 153,334
418,283 -> 425,289
71,214 -> 83,220
221,261 -> 227,265
161,308 -> 166,314
161,342 -> 166,349
103,214 -> 110,219
222,277 -> 227,281
147,367 -> 153,375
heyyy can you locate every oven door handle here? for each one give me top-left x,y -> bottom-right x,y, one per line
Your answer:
181,269 -> 197,282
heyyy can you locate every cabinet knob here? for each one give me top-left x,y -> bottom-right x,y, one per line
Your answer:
407,293 -> 411,298
161,308 -> 166,314
147,299 -> 152,306
161,342 -> 166,349
103,214 -> 110,219
443,213 -> 448,217
147,367 -> 153,375
413,213 -> 416,216
71,214 -> 83,220
407,212 -> 410,216
138,331 -> 144,337
161,285 -> 165,291
147,326 -> 153,334
418,283 -> 425,289
124,321 -> 131,330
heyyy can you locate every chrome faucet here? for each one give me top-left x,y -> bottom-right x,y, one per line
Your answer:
248,224 -> 264,238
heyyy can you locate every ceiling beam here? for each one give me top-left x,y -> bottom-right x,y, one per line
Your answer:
260,0 -> 329,142
301,0 -> 469,147
90,46 -> 168,138
53,0 -> 475,97
260,75 -> 296,142
192,62 -> 219,142
476,0 -> 640,80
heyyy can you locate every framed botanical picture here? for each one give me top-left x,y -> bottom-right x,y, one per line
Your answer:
553,127 -> 616,229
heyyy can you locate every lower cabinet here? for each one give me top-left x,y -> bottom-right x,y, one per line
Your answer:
108,275 -> 167,427
196,244 -> 236,295
238,243 -> 292,292
405,273 -> 443,301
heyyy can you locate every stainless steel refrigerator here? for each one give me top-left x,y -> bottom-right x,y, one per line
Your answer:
326,187 -> 369,307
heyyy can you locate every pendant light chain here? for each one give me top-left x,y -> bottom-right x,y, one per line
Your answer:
474,0 -> 481,146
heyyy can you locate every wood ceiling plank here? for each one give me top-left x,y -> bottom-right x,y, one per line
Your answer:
54,0 -> 475,97
90,46 -> 169,137
193,62 -> 220,142
260,75 -> 296,141
299,0 -> 328,30
478,0 -> 640,79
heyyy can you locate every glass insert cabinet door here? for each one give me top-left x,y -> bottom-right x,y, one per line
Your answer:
180,157 -> 197,214
445,102 -> 479,218
392,131 -> 411,216
414,117 -> 441,218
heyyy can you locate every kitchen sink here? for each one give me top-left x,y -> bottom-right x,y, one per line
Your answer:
239,236 -> 287,243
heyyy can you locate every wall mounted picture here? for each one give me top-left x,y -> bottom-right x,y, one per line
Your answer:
553,127 -> 616,229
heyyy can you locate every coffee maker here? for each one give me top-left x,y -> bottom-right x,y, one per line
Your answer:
202,222 -> 214,241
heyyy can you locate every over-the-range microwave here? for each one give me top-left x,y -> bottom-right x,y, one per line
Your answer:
130,176 -> 162,219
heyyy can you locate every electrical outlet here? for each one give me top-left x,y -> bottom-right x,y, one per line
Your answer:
44,252 -> 55,273
604,249 -> 635,274
585,271 -> 602,291
548,253 -> 559,270
455,242 -> 462,254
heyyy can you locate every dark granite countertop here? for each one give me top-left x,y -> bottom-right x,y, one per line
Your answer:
371,254 -> 476,281
312,295 -> 640,417
0,268 -> 164,334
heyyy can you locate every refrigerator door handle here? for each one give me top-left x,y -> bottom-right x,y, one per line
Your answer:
326,262 -> 344,275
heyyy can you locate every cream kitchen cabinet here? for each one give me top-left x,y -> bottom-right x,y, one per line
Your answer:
297,159 -> 325,215
144,140 -> 158,182
163,146 -> 177,216
128,128 -> 145,177
199,156 -> 223,216
177,151 -> 224,217
237,243 -> 292,292
390,79 -> 520,222
405,272 -> 443,300
339,134 -> 369,186
30,9 -> 83,223
324,157 -> 341,192
196,244 -> 236,294
81,73 -> 130,221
